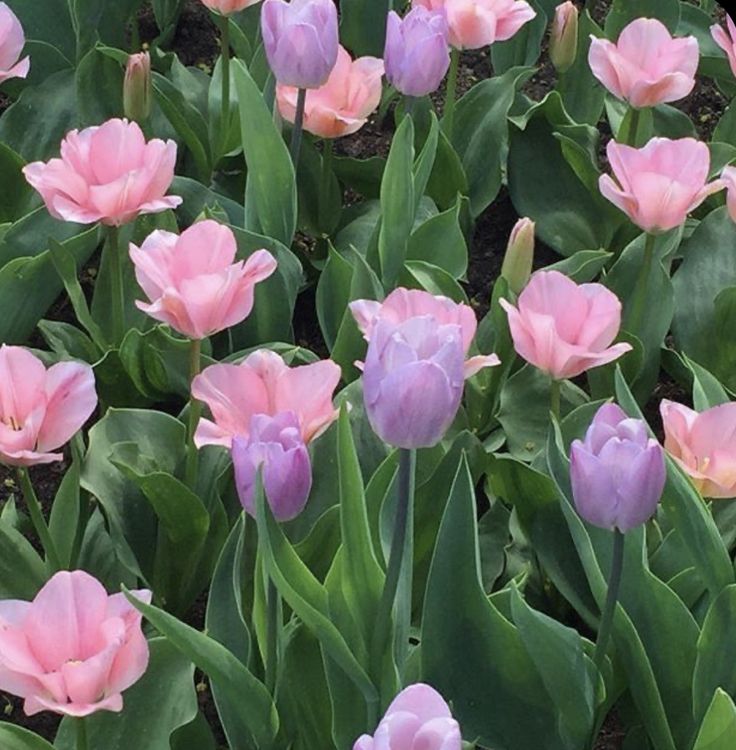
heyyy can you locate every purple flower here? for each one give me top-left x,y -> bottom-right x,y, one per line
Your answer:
384,8 -> 450,97
232,411 -> 312,522
570,403 -> 666,532
261,0 -> 339,89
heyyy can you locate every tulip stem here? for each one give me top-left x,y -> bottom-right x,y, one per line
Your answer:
371,448 -> 416,701
625,106 -> 642,147
216,14 -> 231,161
107,225 -> 126,347
627,233 -> 655,340
318,139 -> 333,231
265,576 -> 280,695
593,529 -> 625,675
550,379 -> 562,421
185,338 -> 203,490
443,48 -> 460,139
17,467 -> 61,573
290,88 -> 307,169
76,717 -> 88,750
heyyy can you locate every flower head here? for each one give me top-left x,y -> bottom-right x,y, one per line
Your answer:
0,3 -> 29,83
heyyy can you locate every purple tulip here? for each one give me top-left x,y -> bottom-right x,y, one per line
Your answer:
570,403 -> 666,532
384,8 -> 450,97
232,411 -> 312,522
261,0 -> 339,89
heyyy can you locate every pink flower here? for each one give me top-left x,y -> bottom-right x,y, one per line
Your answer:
0,2 -> 29,83
711,15 -> 736,80
191,349 -> 341,449
130,220 -> 277,340
353,683 -> 461,750
588,18 -> 699,108
661,400 -> 736,499
0,346 -> 97,467
412,0 -> 536,50
200,0 -> 262,14
720,165 -> 736,223
0,570 -> 151,717
499,270 -> 631,380
276,45 -> 384,139
23,119 -> 182,227
599,138 -> 724,234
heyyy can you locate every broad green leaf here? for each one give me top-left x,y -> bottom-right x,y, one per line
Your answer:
0,519 -> 46,599
693,689 -> 736,750
339,0 -> 390,57
48,461 -> 82,569
406,198 -> 468,279
605,0 -> 680,36
0,725 -> 55,750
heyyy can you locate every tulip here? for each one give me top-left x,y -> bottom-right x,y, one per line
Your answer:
570,403 -> 666,531
384,8 -> 450,98
123,52 -> 151,123
598,137 -> 724,234
0,345 -> 96,467
276,45 -> 385,139
711,15 -> 736,80
200,0 -> 262,13
350,288 -> 499,449
588,18 -> 698,109
0,2 -> 29,83
720,166 -> 736,224
0,570 -> 151,717
499,270 -> 631,381
232,412 -> 312,520
23,119 -> 181,227
353,683 -> 462,750
261,0 -> 339,89
500,217 -> 534,294
130,220 -> 277,340
661,399 -> 736,499
550,1 -> 578,74
192,349 -> 341,449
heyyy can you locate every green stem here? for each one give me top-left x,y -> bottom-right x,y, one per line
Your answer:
265,576 -> 279,695
627,233 -> 655,338
593,529 -> 625,675
217,14 -> 231,161
289,88 -> 307,170
185,339 -> 203,490
550,379 -> 561,421
626,106 -> 642,147
76,717 -> 88,750
107,225 -> 126,347
370,448 -> 416,699
318,140 -> 333,232
443,49 -> 460,139
18,467 -> 61,572
404,95 -> 416,119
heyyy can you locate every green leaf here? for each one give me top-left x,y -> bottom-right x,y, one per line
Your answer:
605,0 -> 680,36
0,519 -> 46,599
693,689 -> 736,750
48,461 -> 82,569
0,724 -> 55,750
339,0 -> 389,57
546,249 -> 613,283
406,198 -> 468,279
0,142 -> 32,222
491,0 -> 550,73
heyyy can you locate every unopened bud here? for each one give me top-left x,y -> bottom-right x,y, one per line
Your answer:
124,52 -> 151,123
550,1 -> 579,74
501,218 -> 535,294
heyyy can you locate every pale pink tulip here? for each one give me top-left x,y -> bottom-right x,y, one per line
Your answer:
0,2 -> 29,83
720,166 -> 736,223
0,346 -> 96,467
192,349 -> 341,448
599,138 -> 724,234
201,0 -> 262,14
130,220 -> 277,340
0,570 -> 151,717
23,119 -> 182,227
661,400 -> 736,499
588,18 -> 698,108
412,0 -> 536,50
499,270 -> 631,380
276,45 -> 384,139
711,15 -> 736,80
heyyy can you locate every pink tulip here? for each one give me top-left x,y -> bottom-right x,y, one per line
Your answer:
130,220 -> 277,340
711,15 -> 736,80
23,119 -> 182,227
412,0 -> 536,50
276,45 -> 384,139
499,270 -> 632,380
599,138 -> 724,234
661,400 -> 736,499
588,18 -> 699,108
200,0 -> 262,14
550,1 -> 578,73
720,166 -> 736,223
0,2 -> 29,83
0,570 -> 151,717
0,346 -> 97,467
354,683 -> 461,750
191,349 -> 341,449
123,52 -> 151,122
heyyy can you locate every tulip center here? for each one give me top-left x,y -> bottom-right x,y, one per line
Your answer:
698,456 -> 711,472
1,415 -> 21,431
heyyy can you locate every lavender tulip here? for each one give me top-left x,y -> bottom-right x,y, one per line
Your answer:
384,8 -> 450,97
261,0 -> 339,89
232,411 -> 312,522
570,403 -> 666,532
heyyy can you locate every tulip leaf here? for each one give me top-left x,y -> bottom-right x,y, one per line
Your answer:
491,0 -> 550,73
406,197 -> 468,279
54,638 -> 199,750
48,460 -> 82,570
0,724 -> 55,750
693,689 -> 736,750
339,0 -> 390,57
605,0 -> 680,37
0,517 -> 46,599
125,592 -> 279,750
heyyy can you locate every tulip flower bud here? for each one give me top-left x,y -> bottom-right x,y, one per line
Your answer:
261,0 -> 339,89
232,412 -> 313,522
570,403 -> 666,532
549,2 -> 578,74
501,217 -> 535,294
123,52 -> 151,123
384,8 -> 450,98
